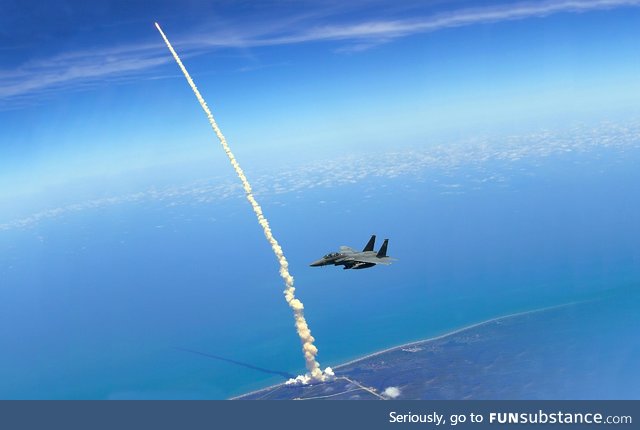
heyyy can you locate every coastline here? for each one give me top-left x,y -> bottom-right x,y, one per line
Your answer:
231,300 -> 583,400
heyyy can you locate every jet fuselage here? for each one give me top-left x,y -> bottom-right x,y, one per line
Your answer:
309,235 -> 394,270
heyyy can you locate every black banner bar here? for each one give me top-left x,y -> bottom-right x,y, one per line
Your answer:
1,400 -> 637,430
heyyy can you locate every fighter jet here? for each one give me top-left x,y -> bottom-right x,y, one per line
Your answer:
309,235 -> 395,270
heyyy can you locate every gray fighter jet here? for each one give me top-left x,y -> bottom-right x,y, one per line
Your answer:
309,235 -> 395,270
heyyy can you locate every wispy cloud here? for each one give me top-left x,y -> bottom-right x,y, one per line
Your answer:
2,0 -> 639,101
0,54 -> 170,99
189,0 -> 640,48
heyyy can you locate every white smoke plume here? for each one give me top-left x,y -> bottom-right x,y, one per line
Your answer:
383,386 -> 401,399
155,22 -> 331,383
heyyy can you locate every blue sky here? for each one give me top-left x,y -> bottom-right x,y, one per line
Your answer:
2,0 -> 640,200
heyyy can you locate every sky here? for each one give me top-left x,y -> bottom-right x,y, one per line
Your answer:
2,1 -> 640,399
2,0 -> 640,202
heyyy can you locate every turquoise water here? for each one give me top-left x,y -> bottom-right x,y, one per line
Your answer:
1,146 -> 639,399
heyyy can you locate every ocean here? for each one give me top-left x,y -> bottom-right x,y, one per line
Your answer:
1,142 -> 639,399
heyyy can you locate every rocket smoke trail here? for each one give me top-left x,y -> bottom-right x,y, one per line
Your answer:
155,22 -> 332,383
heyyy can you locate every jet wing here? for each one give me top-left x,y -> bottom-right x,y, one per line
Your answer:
339,246 -> 356,253
345,256 -> 395,265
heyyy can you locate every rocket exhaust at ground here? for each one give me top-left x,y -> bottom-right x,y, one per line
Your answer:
154,22 -> 332,383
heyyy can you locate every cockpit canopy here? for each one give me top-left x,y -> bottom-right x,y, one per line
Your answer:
323,252 -> 340,259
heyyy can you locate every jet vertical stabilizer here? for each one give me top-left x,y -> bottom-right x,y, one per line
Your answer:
363,235 -> 376,252
376,239 -> 389,258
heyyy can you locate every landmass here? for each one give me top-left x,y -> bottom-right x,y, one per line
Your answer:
234,290 -> 640,400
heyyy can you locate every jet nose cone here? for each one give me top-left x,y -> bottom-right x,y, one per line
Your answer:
309,259 -> 325,267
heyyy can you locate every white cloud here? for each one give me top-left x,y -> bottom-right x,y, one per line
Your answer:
1,118 -> 639,232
